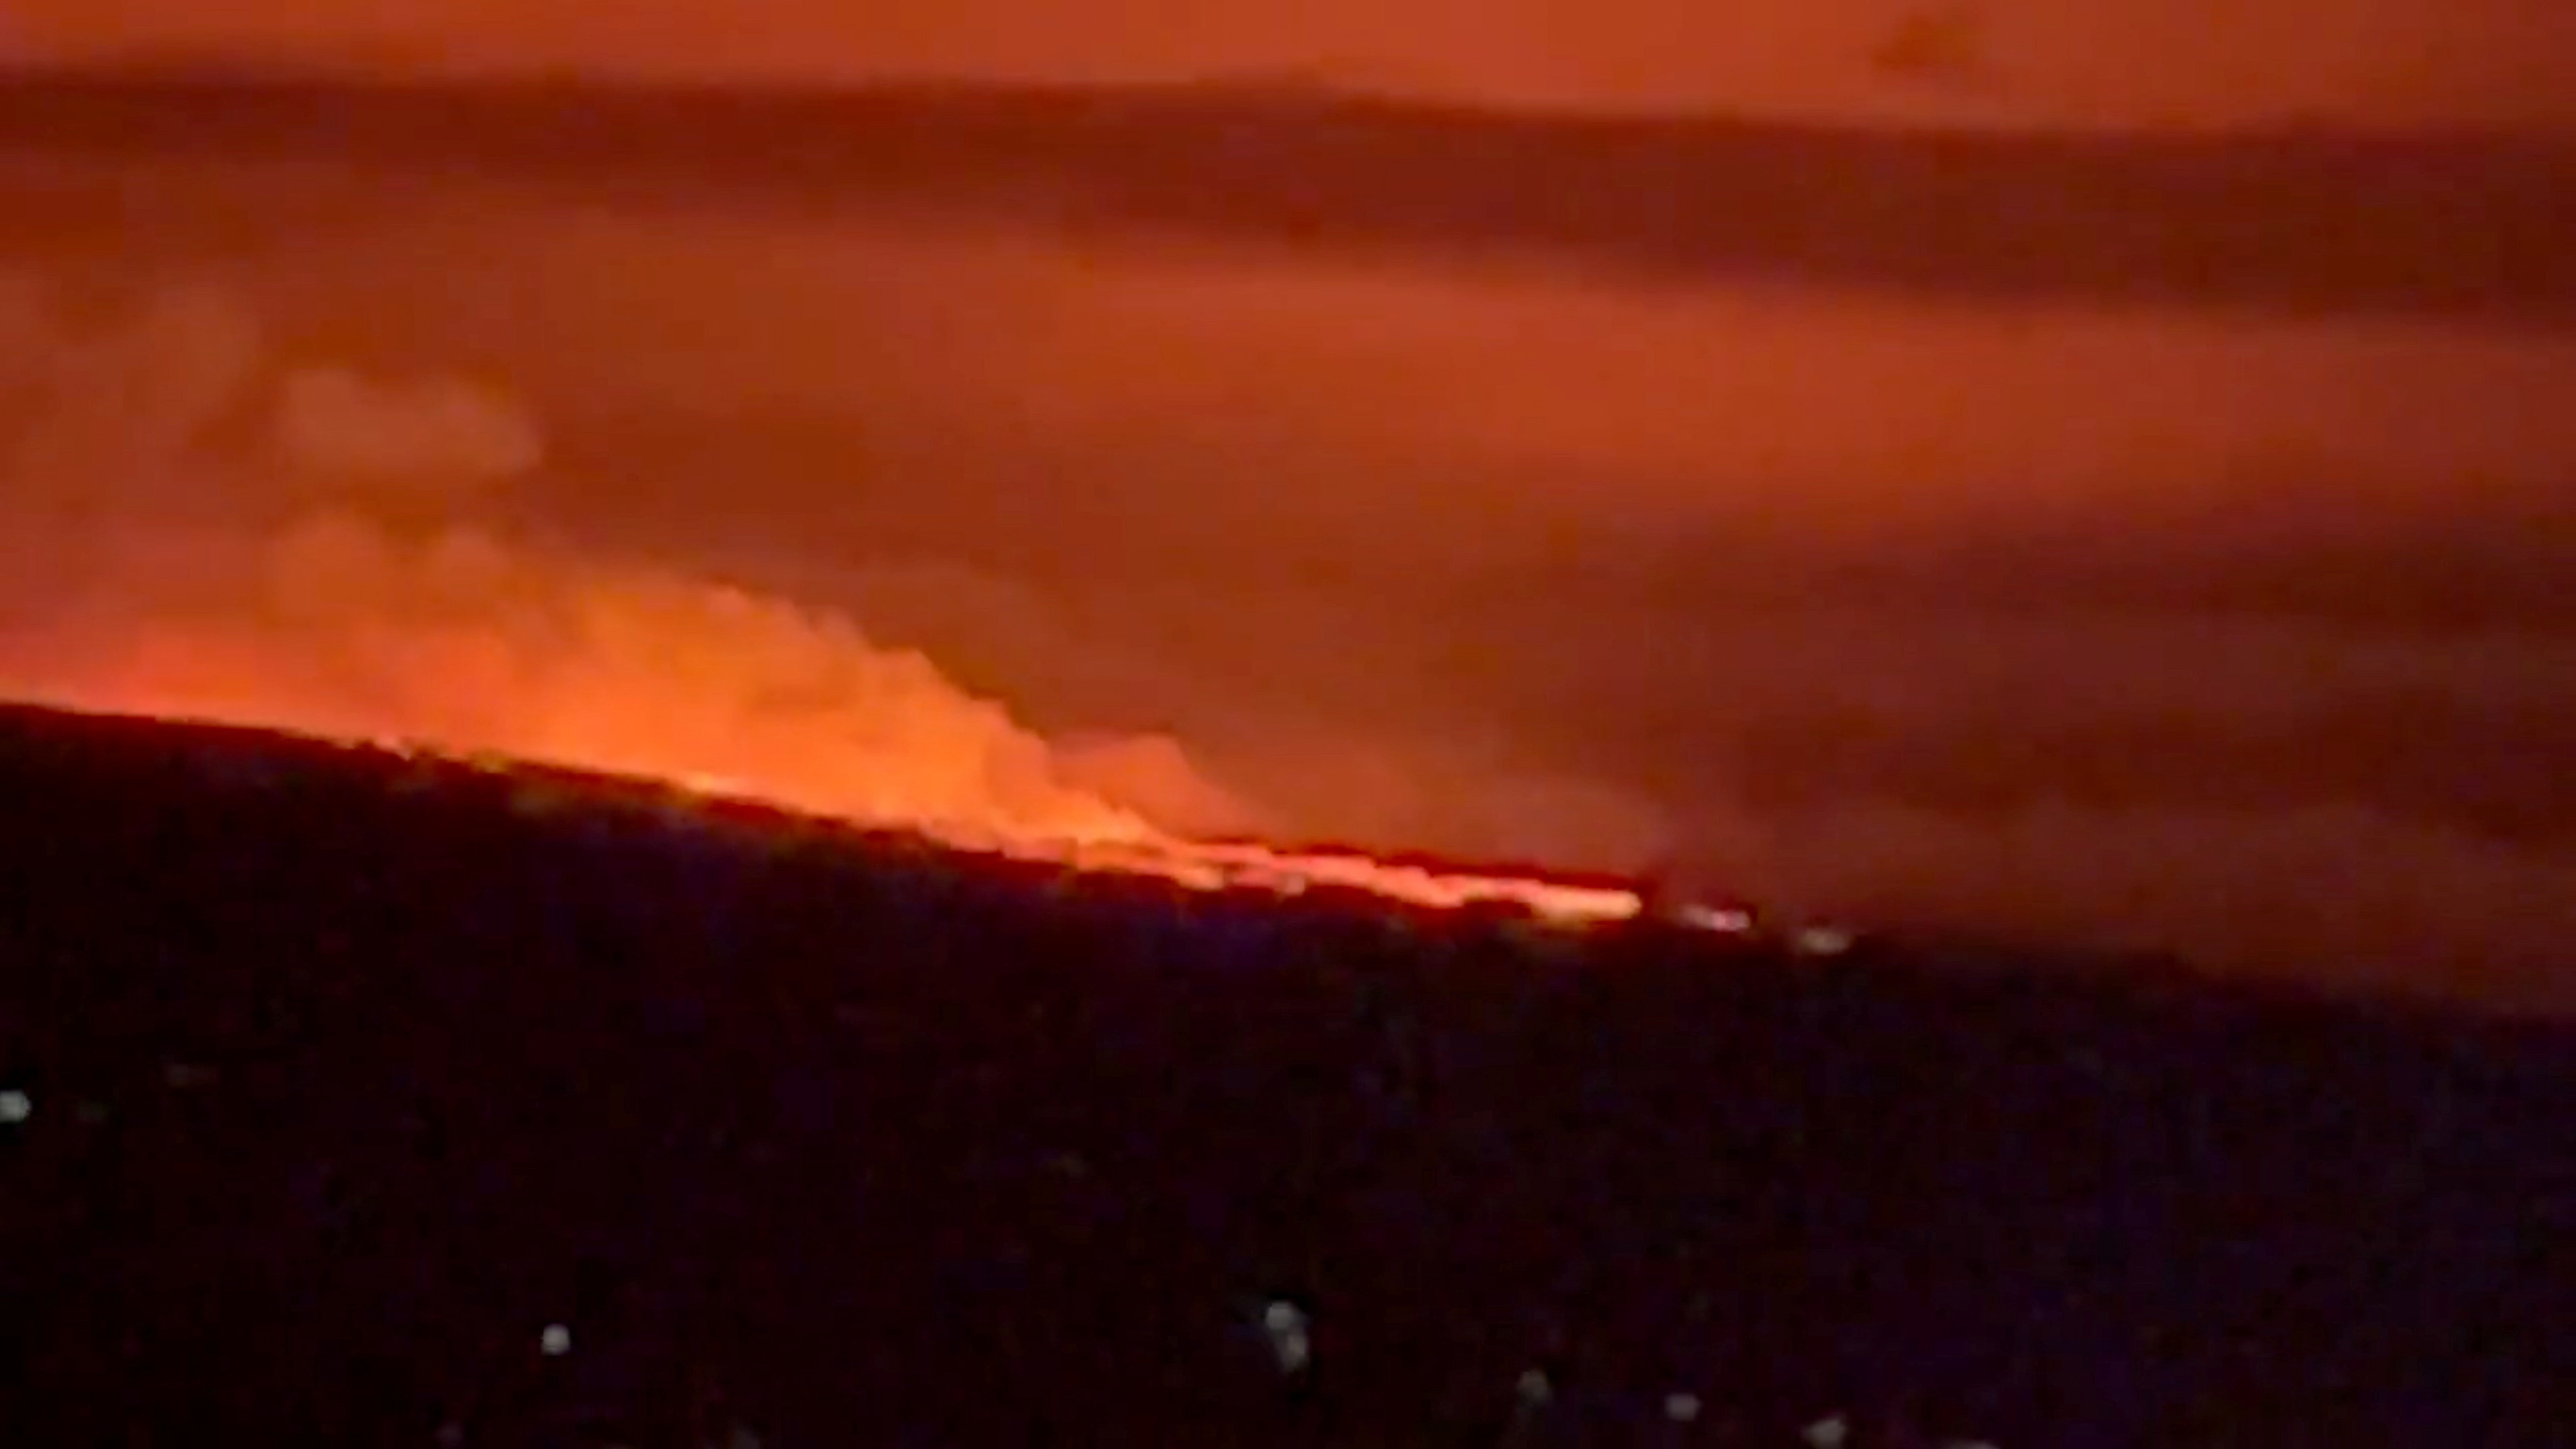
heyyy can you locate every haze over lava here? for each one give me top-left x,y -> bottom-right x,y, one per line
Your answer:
0,270 -> 1648,925
0,279 -> 1268,849
2,77 -> 2574,1007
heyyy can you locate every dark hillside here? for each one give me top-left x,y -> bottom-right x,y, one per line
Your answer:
0,703 -> 2567,1445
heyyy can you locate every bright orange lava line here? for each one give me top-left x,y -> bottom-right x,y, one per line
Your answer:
20,686 -> 1644,929
0,513 -> 1641,930
410,735 -> 1646,927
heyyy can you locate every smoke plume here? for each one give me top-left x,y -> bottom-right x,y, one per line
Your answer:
0,270 -> 1227,846
3,174 -> 2574,1011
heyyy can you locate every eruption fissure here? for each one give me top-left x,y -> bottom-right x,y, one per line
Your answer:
0,274 -> 1640,926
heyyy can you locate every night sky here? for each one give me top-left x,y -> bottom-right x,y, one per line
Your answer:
0,9 -> 2571,1007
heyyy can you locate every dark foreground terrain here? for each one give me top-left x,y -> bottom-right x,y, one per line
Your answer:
0,704 -> 2568,1446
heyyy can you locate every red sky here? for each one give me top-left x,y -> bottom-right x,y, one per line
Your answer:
11,0 -> 2576,130
1,56 -> 2573,1004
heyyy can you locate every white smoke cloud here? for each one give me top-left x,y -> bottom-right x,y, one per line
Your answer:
3,246 -> 2573,1015
274,365 -> 544,486
0,270 -> 1235,844
1052,732 -> 1266,839
1,277 -> 260,496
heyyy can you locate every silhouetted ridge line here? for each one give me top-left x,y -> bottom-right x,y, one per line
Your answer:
3,699 -> 2571,1444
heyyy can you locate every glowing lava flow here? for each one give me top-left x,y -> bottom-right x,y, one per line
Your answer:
18,677 -> 1644,924
1,516 -> 1640,928
0,278 -> 1646,929
413,738 -> 1646,928
358,729 -> 1646,928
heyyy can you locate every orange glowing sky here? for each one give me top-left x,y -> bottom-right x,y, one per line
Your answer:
10,0 -> 2576,130
2,27 -> 2574,1006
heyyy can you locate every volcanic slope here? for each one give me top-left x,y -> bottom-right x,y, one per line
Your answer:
0,702 -> 2569,1446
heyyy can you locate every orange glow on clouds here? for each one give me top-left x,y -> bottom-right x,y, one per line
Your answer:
0,275 -> 1640,926
10,0 -> 2576,131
